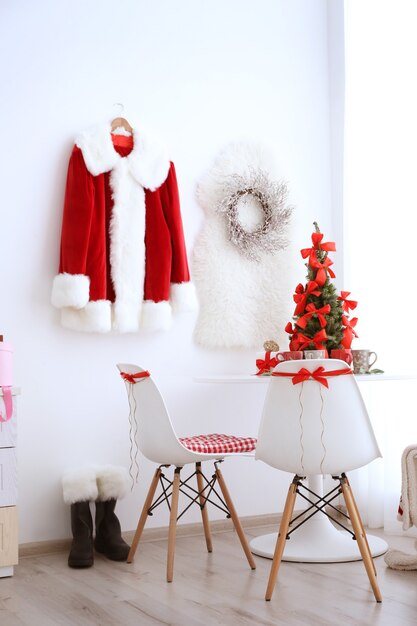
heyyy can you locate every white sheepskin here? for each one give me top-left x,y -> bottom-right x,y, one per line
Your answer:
62,467 -> 98,504
192,142 -> 294,349
96,465 -> 129,501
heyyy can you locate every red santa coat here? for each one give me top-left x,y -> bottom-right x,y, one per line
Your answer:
51,124 -> 196,332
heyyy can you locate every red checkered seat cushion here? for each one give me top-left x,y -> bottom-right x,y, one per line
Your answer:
179,433 -> 257,454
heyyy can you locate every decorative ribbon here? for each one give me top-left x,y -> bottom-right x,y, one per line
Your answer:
301,232 -> 336,262
297,328 -> 328,350
120,370 -> 150,489
309,253 -> 336,286
293,281 -> 321,316
0,386 -> 13,423
256,351 -> 278,376
338,291 -> 358,313
341,316 -> 359,349
272,365 -> 353,388
296,303 -> 331,329
120,370 -> 150,384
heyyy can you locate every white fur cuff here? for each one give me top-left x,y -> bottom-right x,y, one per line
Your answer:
96,465 -> 129,501
60,300 -> 112,333
51,273 -> 90,309
62,467 -> 98,504
141,300 -> 172,330
170,282 -> 198,313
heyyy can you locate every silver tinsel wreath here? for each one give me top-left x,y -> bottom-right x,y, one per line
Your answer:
216,168 -> 292,260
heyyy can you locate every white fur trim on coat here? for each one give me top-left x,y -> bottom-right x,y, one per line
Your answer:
170,282 -> 198,312
62,467 -> 98,504
141,300 -> 172,331
51,273 -> 90,309
109,159 -> 146,331
96,465 -> 129,501
60,300 -> 112,333
76,123 -> 170,190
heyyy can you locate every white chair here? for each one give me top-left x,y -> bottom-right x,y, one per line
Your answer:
117,363 -> 257,582
255,358 -> 382,602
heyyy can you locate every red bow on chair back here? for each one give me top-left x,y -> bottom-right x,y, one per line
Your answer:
120,371 -> 151,384
272,366 -> 353,388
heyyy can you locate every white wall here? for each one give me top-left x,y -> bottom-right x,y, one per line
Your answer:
0,0 -> 335,543
344,1 -> 417,533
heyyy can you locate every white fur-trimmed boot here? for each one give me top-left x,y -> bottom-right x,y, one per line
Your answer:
62,467 -> 98,568
94,465 -> 130,561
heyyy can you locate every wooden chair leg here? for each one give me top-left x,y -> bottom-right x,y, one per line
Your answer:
265,479 -> 298,601
215,466 -> 256,570
127,467 -> 162,563
167,467 -> 181,582
340,476 -> 382,603
196,462 -> 213,553
343,474 -> 377,577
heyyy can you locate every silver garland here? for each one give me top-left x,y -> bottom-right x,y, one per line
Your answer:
216,168 -> 292,260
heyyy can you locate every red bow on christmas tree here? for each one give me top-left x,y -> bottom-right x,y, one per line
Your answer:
293,280 -> 321,316
341,316 -> 359,349
309,254 -> 336,287
298,329 -> 328,350
296,303 -> 331,329
301,232 -> 336,262
338,291 -> 358,313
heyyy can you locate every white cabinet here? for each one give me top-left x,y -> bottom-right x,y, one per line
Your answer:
0,388 -> 18,577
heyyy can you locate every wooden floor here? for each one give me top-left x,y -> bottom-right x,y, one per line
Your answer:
1,524 -> 417,626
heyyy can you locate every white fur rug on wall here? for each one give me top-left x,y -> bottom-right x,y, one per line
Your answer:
192,142 -> 294,350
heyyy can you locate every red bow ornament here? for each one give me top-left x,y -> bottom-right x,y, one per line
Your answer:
309,253 -> 336,286
256,351 -> 278,376
292,366 -> 330,388
341,316 -> 359,349
301,232 -> 336,263
293,281 -> 321,316
120,370 -> 151,384
285,322 -> 301,350
296,303 -> 331,329
298,328 -> 328,350
338,291 -> 358,313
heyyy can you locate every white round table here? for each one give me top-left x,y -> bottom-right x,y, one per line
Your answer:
195,372 -> 416,562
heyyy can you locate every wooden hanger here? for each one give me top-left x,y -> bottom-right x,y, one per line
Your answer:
111,116 -> 133,134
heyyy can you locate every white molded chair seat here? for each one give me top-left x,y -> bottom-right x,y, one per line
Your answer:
117,363 -> 256,582
255,358 -> 383,602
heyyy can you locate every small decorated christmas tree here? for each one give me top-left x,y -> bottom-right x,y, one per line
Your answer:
285,222 -> 358,353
